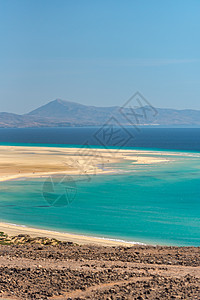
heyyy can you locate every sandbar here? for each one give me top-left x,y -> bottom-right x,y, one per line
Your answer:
0,145 -> 171,182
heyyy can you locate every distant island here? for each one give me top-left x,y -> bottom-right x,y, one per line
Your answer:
1,98 -> 200,127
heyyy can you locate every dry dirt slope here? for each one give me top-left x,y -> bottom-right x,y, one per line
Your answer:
0,234 -> 199,299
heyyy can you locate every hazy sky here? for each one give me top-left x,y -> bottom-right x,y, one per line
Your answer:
0,0 -> 200,114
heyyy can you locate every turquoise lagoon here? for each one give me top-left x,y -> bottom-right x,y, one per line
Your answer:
0,148 -> 200,246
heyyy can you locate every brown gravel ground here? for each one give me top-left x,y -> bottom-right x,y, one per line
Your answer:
0,234 -> 199,300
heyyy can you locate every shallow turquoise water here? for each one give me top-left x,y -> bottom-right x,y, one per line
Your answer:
0,150 -> 200,246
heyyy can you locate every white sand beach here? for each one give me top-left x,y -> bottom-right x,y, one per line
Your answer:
0,145 -> 170,182
0,222 -> 142,247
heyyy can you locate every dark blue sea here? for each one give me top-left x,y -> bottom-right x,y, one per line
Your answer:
0,127 -> 200,151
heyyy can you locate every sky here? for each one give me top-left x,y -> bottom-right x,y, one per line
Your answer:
0,0 -> 200,114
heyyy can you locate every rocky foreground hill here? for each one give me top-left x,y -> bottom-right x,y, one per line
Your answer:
0,233 -> 199,299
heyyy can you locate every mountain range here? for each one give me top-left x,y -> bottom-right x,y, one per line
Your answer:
1,99 -> 200,127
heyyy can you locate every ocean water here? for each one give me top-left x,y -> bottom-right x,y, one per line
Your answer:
1,127 -> 200,151
0,128 -> 200,246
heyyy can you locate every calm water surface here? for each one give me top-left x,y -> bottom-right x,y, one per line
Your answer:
0,128 -> 199,246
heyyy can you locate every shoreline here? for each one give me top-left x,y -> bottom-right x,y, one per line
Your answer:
1,141 -> 200,154
0,222 -> 146,247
